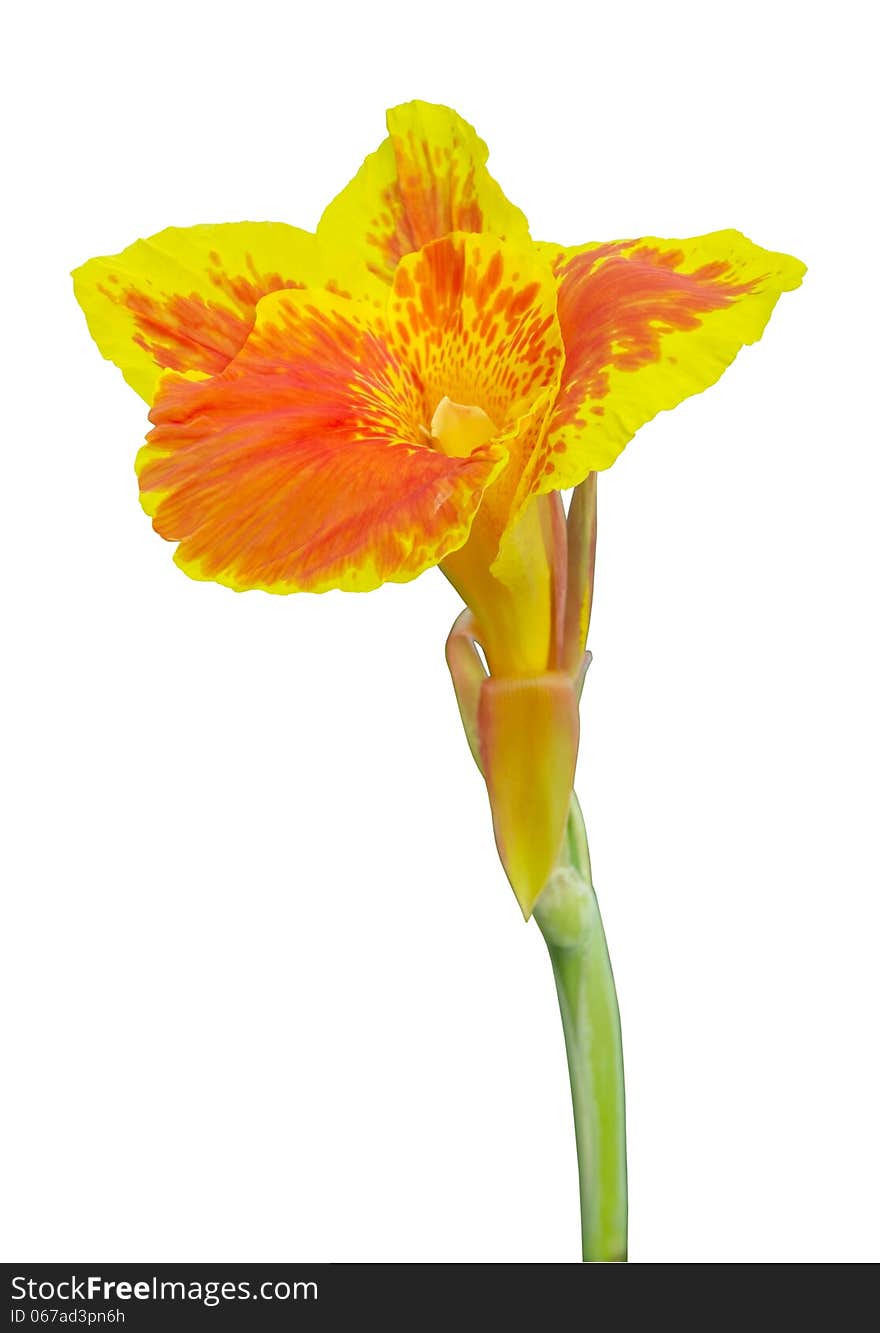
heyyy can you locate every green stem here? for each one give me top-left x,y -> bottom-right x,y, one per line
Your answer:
534,796 -> 628,1262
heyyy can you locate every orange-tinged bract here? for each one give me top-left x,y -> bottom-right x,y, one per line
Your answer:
478,673 -> 581,918
73,99 -> 805,915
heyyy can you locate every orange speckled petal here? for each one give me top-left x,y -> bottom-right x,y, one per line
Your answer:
138,288 -> 508,594
72,222 -> 334,404
318,101 -> 532,293
387,232 -> 562,434
535,230 -> 806,484
385,233 -> 564,675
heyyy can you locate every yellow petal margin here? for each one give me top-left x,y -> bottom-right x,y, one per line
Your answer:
536,230 -> 806,483
317,100 -> 531,294
72,222 -> 326,403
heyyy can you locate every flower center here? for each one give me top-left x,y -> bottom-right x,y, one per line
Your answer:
430,397 -> 497,458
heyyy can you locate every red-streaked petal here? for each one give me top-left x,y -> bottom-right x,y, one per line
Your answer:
318,101 -> 531,291
139,289 -> 507,594
72,222 -> 337,404
536,230 -> 806,483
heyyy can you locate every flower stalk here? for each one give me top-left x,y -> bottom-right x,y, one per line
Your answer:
534,796 -> 627,1262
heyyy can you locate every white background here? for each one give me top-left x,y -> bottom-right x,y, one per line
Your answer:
3,1 -> 878,1264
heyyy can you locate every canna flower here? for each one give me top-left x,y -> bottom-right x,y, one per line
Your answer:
73,100 -> 804,1262
73,102 -> 803,918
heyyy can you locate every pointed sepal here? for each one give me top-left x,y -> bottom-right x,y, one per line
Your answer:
477,672 -> 580,918
445,610 -> 488,772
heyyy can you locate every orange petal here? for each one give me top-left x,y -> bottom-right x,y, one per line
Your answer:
478,672 -> 580,918
139,288 -> 507,594
536,230 -> 806,482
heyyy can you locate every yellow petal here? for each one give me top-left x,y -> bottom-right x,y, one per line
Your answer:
536,230 -> 806,483
317,100 -> 531,293
73,221 -> 325,403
